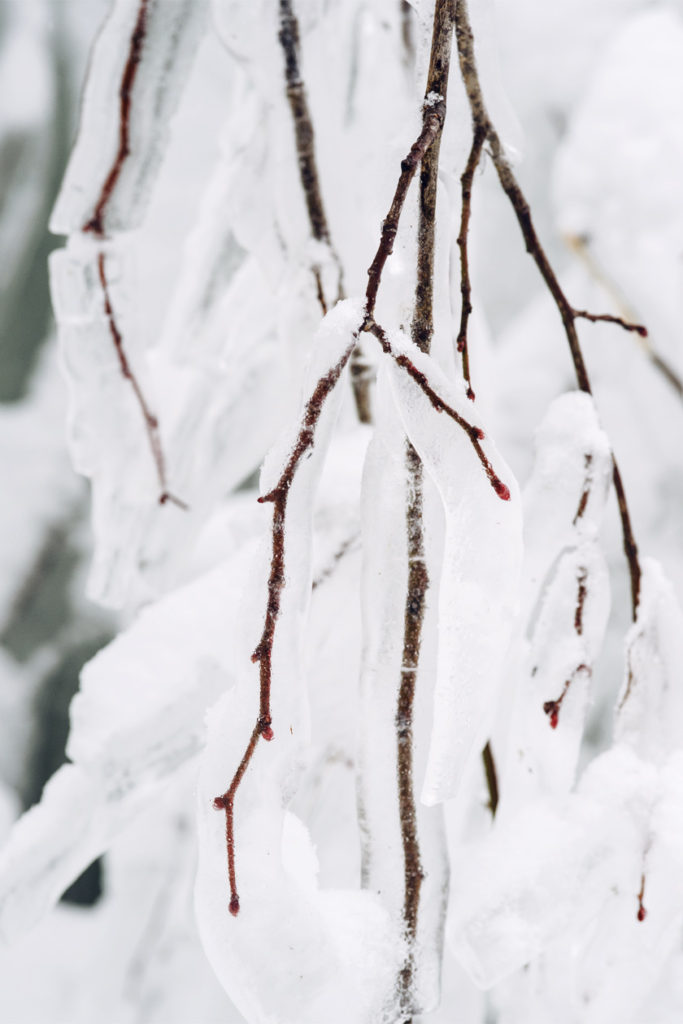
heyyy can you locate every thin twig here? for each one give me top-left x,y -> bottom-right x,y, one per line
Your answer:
212,340 -> 355,915
97,253 -> 186,509
456,124 -> 486,400
278,0 -> 373,423
573,309 -> 647,336
365,318 -> 511,501
365,98 -> 446,320
84,0 -> 149,237
454,0 -> 641,619
566,234 -> 683,400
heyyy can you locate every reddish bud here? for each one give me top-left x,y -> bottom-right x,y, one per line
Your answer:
213,796 -> 226,811
493,479 -> 511,501
636,326 -> 648,337
637,905 -> 647,922
550,709 -> 559,729
229,895 -> 240,917
473,427 -> 485,440
467,388 -> 476,401
262,725 -> 274,741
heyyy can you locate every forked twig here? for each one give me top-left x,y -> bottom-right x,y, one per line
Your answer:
454,0 -> 642,619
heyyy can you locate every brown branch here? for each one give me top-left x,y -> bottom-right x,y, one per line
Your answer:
456,124 -> 486,400
454,0 -> 641,620
395,2 -> 455,1016
481,740 -> 499,816
97,253 -> 186,509
212,340 -> 356,914
84,0 -> 149,237
566,234 -> 683,400
365,319 -> 511,501
364,97 -> 446,321
573,309 -> 647,337
278,0 -> 372,423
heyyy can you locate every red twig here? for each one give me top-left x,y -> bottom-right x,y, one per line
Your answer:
84,0 -> 149,237
365,318 -> 510,501
212,341 -> 355,914
97,253 -> 186,509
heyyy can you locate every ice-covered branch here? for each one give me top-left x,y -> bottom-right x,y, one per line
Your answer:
455,124 -> 485,401
453,0 -> 643,619
277,0 -> 372,423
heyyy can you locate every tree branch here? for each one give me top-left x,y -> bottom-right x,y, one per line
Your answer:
278,0 -> 372,423
453,0 -> 642,619
84,0 -> 149,237
456,124 -> 486,399
97,253 -> 186,509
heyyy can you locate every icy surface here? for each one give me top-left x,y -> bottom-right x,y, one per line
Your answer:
385,330 -> 523,804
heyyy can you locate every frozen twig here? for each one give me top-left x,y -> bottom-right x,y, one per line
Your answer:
83,0 -> 149,238
392,1 -> 455,1016
454,0 -> 642,619
97,253 -> 186,509
566,234 -> 683,400
212,340 -> 355,915
365,319 -> 510,500
456,124 -> 486,400
278,0 -> 372,423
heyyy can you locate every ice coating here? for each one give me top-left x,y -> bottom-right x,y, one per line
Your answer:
195,297 -> 390,1018
385,329 -> 522,804
0,544 -> 262,943
498,393 -> 612,813
50,0 -> 209,236
356,369 -> 449,1015
615,558 -> 683,764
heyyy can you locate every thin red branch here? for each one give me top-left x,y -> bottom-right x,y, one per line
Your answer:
84,0 -> 149,237
454,0 -> 641,619
212,341 -> 355,914
97,253 -> 186,509
364,97 -> 446,320
365,318 -> 511,501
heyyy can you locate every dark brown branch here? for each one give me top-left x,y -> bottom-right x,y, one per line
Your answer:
396,3 -> 455,1016
213,341 -> 356,914
364,97 -> 446,320
84,0 -> 149,237
574,566 -> 587,636
97,253 -> 186,509
481,740 -> 499,816
278,0 -> 372,423
456,125 -> 486,400
573,309 -> 647,337
365,318 -> 511,501
572,454 -> 593,526
566,234 -> 683,400
454,0 -> 641,620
